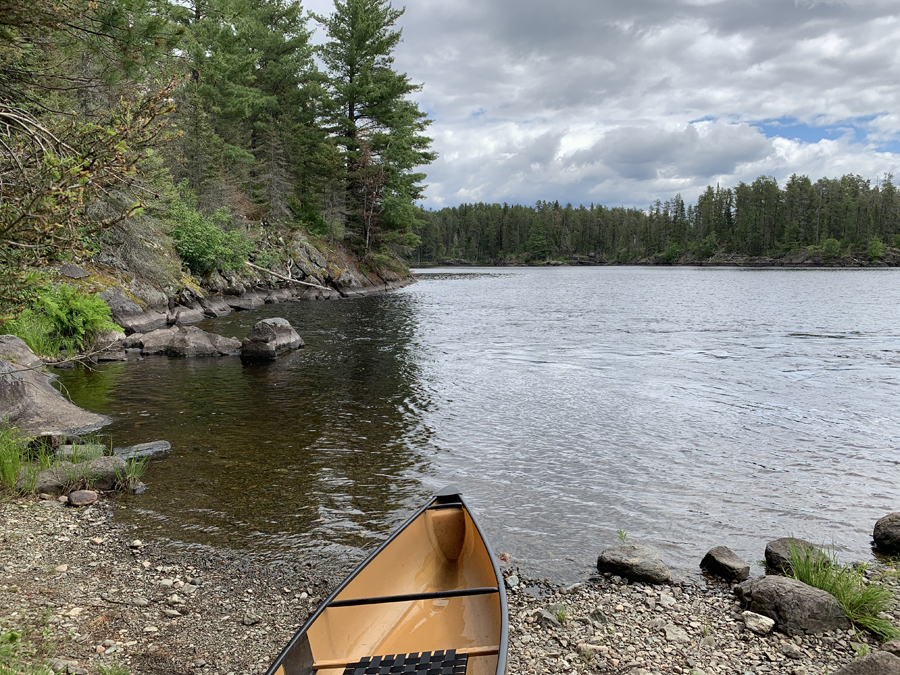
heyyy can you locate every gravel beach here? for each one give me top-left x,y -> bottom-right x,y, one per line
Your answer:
1,495 -> 897,674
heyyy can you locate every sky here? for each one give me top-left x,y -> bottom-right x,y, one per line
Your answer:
305,0 -> 900,210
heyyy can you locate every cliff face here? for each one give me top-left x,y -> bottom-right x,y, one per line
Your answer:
65,223 -> 414,334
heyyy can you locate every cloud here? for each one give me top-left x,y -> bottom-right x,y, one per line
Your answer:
304,0 -> 900,208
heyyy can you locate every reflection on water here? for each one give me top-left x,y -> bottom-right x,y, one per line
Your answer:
58,294 -> 434,563
58,267 -> 900,581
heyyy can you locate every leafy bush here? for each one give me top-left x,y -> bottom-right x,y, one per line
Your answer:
788,541 -> 899,641
868,238 -> 885,261
822,238 -> 841,262
4,284 -> 119,355
168,200 -> 252,275
663,242 -> 680,263
893,234 -> 900,249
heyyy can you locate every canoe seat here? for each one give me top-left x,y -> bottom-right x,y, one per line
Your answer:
342,649 -> 467,674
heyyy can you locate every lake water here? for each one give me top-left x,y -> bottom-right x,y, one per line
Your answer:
57,267 -> 900,581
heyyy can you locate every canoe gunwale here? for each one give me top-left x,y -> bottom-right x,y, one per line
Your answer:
264,488 -> 509,675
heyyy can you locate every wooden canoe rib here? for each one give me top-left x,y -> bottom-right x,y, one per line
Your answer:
265,486 -> 509,675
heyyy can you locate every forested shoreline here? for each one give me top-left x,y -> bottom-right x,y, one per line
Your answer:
0,0 -> 432,310
413,174 -> 900,266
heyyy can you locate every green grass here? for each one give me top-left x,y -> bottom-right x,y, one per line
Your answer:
0,630 -> 54,675
0,425 -> 25,492
96,663 -> 131,675
115,455 -> 149,491
550,603 -> 568,625
788,540 -> 900,641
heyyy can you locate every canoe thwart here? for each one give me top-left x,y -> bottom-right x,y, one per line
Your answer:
312,646 -> 501,672
328,586 -> 499,609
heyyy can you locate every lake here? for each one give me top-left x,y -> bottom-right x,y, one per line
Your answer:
57,266 -> 900,581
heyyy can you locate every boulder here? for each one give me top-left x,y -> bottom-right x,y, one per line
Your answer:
700,545 -> 750,581
198,296 -> 232,318
596,544 -> 671,584
765,537 -> 822,574
874,513 -> 900,555
0,335 -> 109,437
113,440 -> 171,460
99,288 -> 166,334
140,326 -> 240,357
883,642 -> 900,658
831,651 -> 900,675
734,575 -> 849,635
240,318 -> 304,361
226,293 -> 264,311
167,304 -> 206,325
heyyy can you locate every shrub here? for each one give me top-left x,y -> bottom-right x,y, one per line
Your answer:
868,238 -> 885,261
168,201 -> 252,275
822,238 -> 841,262
788,541 -> 900,641
4,284 -> 119,356
893,234 -> 900,249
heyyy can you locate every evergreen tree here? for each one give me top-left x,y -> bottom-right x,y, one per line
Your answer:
318,0 -> 435,255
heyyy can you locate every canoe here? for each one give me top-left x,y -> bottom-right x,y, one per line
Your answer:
265,486 -> 508,675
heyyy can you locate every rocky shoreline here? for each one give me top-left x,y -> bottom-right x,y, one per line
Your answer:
2,494 -> 898,675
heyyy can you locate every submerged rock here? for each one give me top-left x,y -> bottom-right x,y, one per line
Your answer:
113,440 -> 171,460
240,318 -> 304,361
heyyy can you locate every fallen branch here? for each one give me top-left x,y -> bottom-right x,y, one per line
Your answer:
245,261 -> 331,291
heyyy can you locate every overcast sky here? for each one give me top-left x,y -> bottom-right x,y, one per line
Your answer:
306,0 -> 900,210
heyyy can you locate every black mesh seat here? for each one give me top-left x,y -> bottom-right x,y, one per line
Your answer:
342,649 -> 468,675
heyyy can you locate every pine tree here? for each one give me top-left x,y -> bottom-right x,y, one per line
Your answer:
318,0 -> 435,256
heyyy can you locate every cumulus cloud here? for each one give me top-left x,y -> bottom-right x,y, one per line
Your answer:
303,0 -> 900,207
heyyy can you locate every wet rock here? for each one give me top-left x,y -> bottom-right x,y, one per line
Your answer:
734,575 -> 849,635
742,610 -> 775,634
113,440 -> 171,460
167,304 -> 205,325
597,544 -> 672,584
226,293 -> 264,311
198,295 -> 232,318
0,336 -> 110,437
874,513 -> 900,556
765,537 -> 822,574
700,545 -> 750,581
67,490 -> 99,507
240,318 -> 304,361
831,651 -> 900,675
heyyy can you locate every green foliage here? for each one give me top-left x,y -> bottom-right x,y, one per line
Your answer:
551,603 -> 568,625
787,540 -> 900,641
169,200 -> 253,275
663,242 -> 680,263
868,238 -> 885,261
617,529 -> 628,543
0,425 -> 26,494
893,234 -> 900,249
4,284 -> 119,356
116,456 -> 150,491
822,238 -> 842,262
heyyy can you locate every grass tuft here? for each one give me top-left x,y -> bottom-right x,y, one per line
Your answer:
788,540 -> 900,641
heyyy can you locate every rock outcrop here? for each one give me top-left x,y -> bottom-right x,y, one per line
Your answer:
734,575 -> 849,635
700,545 -> 750,581
874,513 -> 900,556
0,335 -> 110,437
240,318 -> 304,361
596,544 -> 672,584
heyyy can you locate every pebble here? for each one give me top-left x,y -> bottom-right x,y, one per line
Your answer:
55,564 -> 69,573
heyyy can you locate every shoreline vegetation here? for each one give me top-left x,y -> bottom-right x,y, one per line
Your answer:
0,491 -> 898,675
411,174 -> 900,269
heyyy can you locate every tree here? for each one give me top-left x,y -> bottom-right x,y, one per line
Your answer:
317,0 -> 435,256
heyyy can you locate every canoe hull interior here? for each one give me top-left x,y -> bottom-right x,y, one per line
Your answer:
268,493 -> 507,675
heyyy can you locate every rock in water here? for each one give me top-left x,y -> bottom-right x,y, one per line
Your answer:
240,318 -> 304,361
831,651 -> 900,675
700,545 -> 750,581
141,326 -> 240,357
596,544 -> 672,584
873,513 -> 900,555
765,537 -> 822,574
734,576 -> 849,635
113,441 -> 171,460
68,490 -> 99,507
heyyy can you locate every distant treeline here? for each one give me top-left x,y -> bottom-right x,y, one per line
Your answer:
413,174 -> 900,264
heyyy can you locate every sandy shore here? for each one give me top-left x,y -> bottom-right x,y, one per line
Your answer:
1,495 -> 897,675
